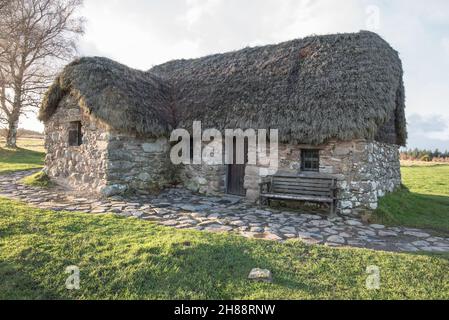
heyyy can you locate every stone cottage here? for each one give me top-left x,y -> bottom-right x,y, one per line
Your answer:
38,31 -> 406,216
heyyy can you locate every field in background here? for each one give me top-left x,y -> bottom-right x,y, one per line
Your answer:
375,164 -> 449,234
0,138 -> 45,174
401,160 -> 449,167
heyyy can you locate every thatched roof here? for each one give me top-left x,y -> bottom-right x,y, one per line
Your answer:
39,31 -> 407,145
39,57 -> 175,136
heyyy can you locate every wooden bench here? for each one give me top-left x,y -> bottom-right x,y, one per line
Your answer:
259,173 -> 338,215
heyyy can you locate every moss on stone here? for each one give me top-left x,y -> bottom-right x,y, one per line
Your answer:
21,171 -> 54,188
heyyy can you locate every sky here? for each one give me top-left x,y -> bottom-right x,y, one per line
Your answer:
20,0 -> 449,151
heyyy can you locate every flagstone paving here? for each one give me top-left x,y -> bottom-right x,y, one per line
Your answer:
1,170 -> 449,253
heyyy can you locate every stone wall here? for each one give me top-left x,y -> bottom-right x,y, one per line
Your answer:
244,140 -> 401,216
178,164 -> 226,195
336,140 -> 401,216
44,96 -> 109,192
105,133 -> 173,195
44,96 -> 173,196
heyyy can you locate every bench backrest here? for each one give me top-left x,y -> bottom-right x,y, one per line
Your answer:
270,175 -> 335,198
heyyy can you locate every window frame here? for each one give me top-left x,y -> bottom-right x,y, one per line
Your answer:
68,121 -> 82,147
300,149 -> 320,172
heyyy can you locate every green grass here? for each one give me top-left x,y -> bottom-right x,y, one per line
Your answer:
0,138 -> 45,175
20,171 -> 53,188
0,197 -> 448,300
1,140 -> 448,299
375,165 -> 449,234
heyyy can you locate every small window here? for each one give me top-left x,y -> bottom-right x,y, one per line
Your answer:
68,121 -> 82,146
301,149 -> 319,172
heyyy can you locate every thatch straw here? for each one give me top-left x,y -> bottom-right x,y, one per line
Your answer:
39,31 -> 406,145
39,57 -> 175,136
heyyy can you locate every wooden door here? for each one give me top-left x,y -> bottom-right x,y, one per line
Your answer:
227,137 -> 248,196
227,164 -> 246,196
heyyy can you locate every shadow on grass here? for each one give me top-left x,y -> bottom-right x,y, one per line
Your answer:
80,238 -> 325,300
0,261 -> 63,300
375,186 -> 449,236
0,147 -> 44,164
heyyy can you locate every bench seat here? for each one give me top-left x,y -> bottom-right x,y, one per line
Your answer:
259,173 -> 338,215
260,193 -> 334,203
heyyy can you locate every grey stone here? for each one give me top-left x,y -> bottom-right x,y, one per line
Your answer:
142,142 -> 165,153
180,204 -> 210,212
327,235 -> 346,244
280,226 -> 296,234
345,219 -> 363,226
297,232 -> 314,239
339,232 -> 352,238
369,224 -> 385,229
100,184 -> 128,197
412,240 -> 430,247
230,220 -> 246,227
137,172 -> 152,181
248,268 -> 272,283
204,224 -> 233,232
378,230 -> 398,237
131,211 -> 145,218
309,220 -> 333,228
358,230 -> 376,237
396,243 -> 419,252
404,231 -> 431,238
255,209 -> 272,216
323,228 -> 339,235
302,214 -> 322,220
161,220 -> 179,226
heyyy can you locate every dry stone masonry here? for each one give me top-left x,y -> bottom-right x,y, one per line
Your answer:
44,96 -> 174,197
244,140 -> 401,216
45,101 -> 401,216
44,96 -> 109,192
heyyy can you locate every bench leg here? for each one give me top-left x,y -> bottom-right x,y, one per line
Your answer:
329,200 -> 338,216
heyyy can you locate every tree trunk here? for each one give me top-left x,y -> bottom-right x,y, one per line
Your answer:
5,113 -> 19,148
5,76 -> 23,149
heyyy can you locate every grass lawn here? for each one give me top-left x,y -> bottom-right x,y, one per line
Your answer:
0,138 -> 45,175
1,139 -> 448,299
0,197 -> 448,300
375,164 -> 449,234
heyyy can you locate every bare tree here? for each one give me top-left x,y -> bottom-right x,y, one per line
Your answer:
0,0 -> 84,147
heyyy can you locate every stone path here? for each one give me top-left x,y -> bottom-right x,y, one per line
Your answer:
1,170 -> 449,253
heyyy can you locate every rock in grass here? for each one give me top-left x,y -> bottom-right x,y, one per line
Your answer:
248,268 -> 272,283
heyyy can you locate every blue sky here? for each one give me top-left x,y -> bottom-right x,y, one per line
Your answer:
21,0 -> 449,150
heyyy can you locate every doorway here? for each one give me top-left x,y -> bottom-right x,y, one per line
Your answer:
226,137 -> 248,196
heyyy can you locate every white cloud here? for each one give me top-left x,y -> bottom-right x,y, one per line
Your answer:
18,0 -> 449,149
442,37 -> 449,55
